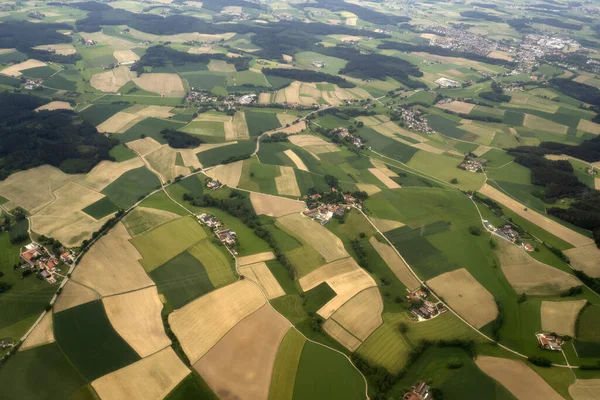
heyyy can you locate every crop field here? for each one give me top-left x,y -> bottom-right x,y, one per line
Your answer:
79,102 -> 133,126
187,239 -> 237,288
239,262 -> 286,299
122,206 -> 180,236
269,328 -> 306,400
541,300 -> 587,337
246,110 -> 282,136
119,118 -> 181,145
91,66 -> 135,92
53,280 -> 99,314
369,236 -> 420,290
330,287 -> 383,341
407,151 -> 486,191
357,319 -> 412,373
82,196 -> 120,219
569,380 -> 600,400
194,305 -> 290,400
131,216 -> 207,272
275,166 -> 301,196
564,244 -> 600,278
145,145 -> 190,183
101,166 -> 161,209
238,161 -> 279,194
20,311 -> 54,351
54,300 -> 141,381
164,372 -> 218,400
250,192 -> 306,217
196,140 -> 256,167
132,73 -> 185,97
205,160 -> 244,187
0,59 -> 47,77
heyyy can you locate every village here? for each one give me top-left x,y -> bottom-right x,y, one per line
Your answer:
301,190 -> 364,225
19,242 -> 74,284
197,213 -> 238,254
394,106 -> 435,134
330,126 -> 364,148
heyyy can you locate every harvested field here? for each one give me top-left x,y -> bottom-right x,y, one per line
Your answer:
369,217 -> 404,232
523,114 -> 568,134
103,287 -> 171,358
208,59 -> 236,72
145,145 -> 187,183
323,319 -> 361,351
284,81 -> 301,104
205,160 -> 244,187
487,50 -> 514,61
318,266 -> 377,319
412,142 -> 445,155
283,149 -> 308,171
53,281 -> 100,313
80,158 -> 144,192
277,214 -> 349,263
90,66 -> 134,92
92,348 -> 190,400
35,101 -> 72,112
20,312 -> 54,351
427,268 -> 497,328
71,222 -> 154,296
277,113 -> 297,126
135,105 -> 175,119
97,112 -> 143,134
259,93 -> 272,104
122,207 -> 181,237
569,379 -> 600,400
178,147 -> 203,169
0,165 -> 78,213
370,159 -> 398,177
472,145 -> 492,157
113,50 -> 140,64
282,54 -> 293,63
578,119 -> 600,135
288,135 -> 339,153
239,262 -> 286,299
541,300 -> 587,337
275,166 -> 301,197
126,137 -> 162,156
370,237 -> 420,290
299,257 -> 359,292
356,183 -> 381,195
169,280 -> 266,363
368,168 -> 401,189
0,59 -> 46,77
267,121 -> 307,136
238,252 -> 275,266
475,356 -> 563,400
250,192 -> 305,217
436,101 -> 476,114
497,240 -> 581,294
194,305 -> 290,400
133,73 -> 185,97
226,111 -> 249,141
565,244 -> 600,277
33,44 -> 76,55
480,184 -> 594,247
331,287 -> 383,341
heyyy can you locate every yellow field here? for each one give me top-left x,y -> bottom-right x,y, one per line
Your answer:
133,73 -> 185,97
259,93 -> 272,104
92,348 -> 190,400
275,166 -> 301,197
370,237 -> 420,290
126,137 -> 162,156
194,305 -> 290,400
472,145 -> 492,157
71,222 -> 154,296
0,59 -> 46,77
80,158 -> 144,192
135,105 -> 176,119
122,207 -> 180,237
205,160 -> 244,187
53,281 -> 100,313
564,244 -> 600,277
427,268 -> 497,329
267,121 -> 307,136
90,66 -> 135,92
318,266 -> 377,319
569,380 -> 600,400
113,49 -> 140,63
523,114 -> 568,134
169,280 -> 266,363
323,319 -> 361,351
103,287 -> 171,357
436,101 -> 476,114
355,183 -> 381,195
277,113 -> 297,126
331,287 -> 383,341
145,145 -> 189,183
541,300 -> 587,337
238,262 -> 286,299
577,119 -> 600,135
35,101 -> 73,112
250,192 -> 305,217
237,251 -> 275,266
475,356 -> 563,400
277,214 -> 349,263
225,111 -> 249,140
368,168 -> 401,189
283,149 -> 308,171
369,217 -> 404,232
20,312 -> 54,351
207,59 -> 236,72
97,111 -> 143,134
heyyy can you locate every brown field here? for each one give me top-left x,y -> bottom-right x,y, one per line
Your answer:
368,168 -> 401,189
267,121 -> 307,136
71,222 -> 154,296
259,93 -> 272,104
194,305 -> 290,400
97,112 -> 143,134
283,81 -> 302,104
288,134 -> 339,153
487,50 -> 514,61
578,119 -> 600,135
133,73 -> 185,97
205,160 -> 244,187
565,244 -> 600,277
496,240 -> 581,295
475,356 -> 563,400
224,111 -> 249,141
436,101 -> 476,114
113,50 -> 140,64
237,251 -> 275,266
318,266 -> 377,319
90,66 -> 134,92
275,166 -> 301,197
178,148 -> 203,169
126,137 -> 162,156
238,262 -> 286,299
369,217 -> 404,232
145,145 -> 187,183
331,287 -> 383,341
0,48 -> 15,55
282,54 -> 293,63
427,268 -> 498,328
53,281 -> 100,313
412,142 -> 445,155
523,114 -> 568,134
356,183 -> 381,195
0,165 -> 78,213
207,59 -> 236,72
299,257 -> 359,291
0,59 -> 46,77
169,280 -> 266,364
569,379 -> 600,400
92,348 -> 190,400
20,312 -> 54,351
323,319 -> 361,351
277,214 -> 349,263
596,177 -> 600,190
370,237 -> 420,290
103,287 -> 171,358
35,101 -> 73,112
480,184 -> 594,247
356,116 -> 382,127
277,113 -> 297,126
80,158 -> 144,192
135,105 -> 175,119
370,159 -> 398,176
250,192 -> 305,217
541,300 -> 587,337
283,149 -> 308,171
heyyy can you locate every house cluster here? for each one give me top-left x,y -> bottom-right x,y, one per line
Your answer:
587,167 -> 597,175
341,38 -> 361,46
496,224 -> 520,243
24,78 -> 43,90
0,340 -> 14,350
186,91 -> 218,103
80,38 -> 97,46
236,93 -> 257,105
536,332 -> 564,351
216,229 -> 237,248
396,107 -> 435,134
27,11 -> 45,19
458,159 -> 483,173
403,382 -> 434,400
331,127 -> 363,148
20,243 -> 60,284
407,289 -> 446,321
206,179 -> 222,190
434,77 -> 461,88
197,213 -> 238,250
302,193 -> 355,225
197,213 -> 223,230
418,24 -> 497,57
312,60 -> 325,69
522,242 -> 534,252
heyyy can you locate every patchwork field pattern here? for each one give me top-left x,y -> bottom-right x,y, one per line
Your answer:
238,262 -> 286,299
250,192 -> 305,217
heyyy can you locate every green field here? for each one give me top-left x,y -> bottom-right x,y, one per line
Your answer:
119,118 -> 182,144
181,120 -> 225,138
130,216 -> 207,272
165,371 -> 219,400
22,66 -> 56,79
245,110 -> 282,136
269,328 -> 306,400
358,127 -> 419,163
54,301 -> 140,381
196,140 -> 256,167
101,167 -> 161,209
138,191 -> 189,216
43,73 -> 77,90
295,51 -> 348,75
187,239 -> 236,288
182,72 -> 227,91
575,305 -> 600,358
82,196 -> 120,219
122,206 -> 176,236
109,144 -> 136,162
407,151 -> 486,191
293,341 -> 366,400
357,320 -> 412,373
79,103 -> 132,126
0,343 -> 87,400
238,161 -> 279,194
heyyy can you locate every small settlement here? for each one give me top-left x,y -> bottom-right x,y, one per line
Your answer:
19,242 -> 72,284
302,191 -> 362,225
331,126 -> 364,148
197,213 -> 238,254
458,159 -> 483,173
407,288 -> 447,322
482,220 -> 521,243
536,332 -> 564,351
403,382 -> 434,400
205,178 -> 222,190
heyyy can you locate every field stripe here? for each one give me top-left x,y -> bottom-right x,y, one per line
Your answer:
268,329 -> 306,400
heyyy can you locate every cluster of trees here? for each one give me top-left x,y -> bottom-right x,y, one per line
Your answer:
351,353 -> 396,398
479,91 -> 511,103
80,210 -> 126,250
350,238 -> 369,270
527,356 -> 552,367
160,129 -> 203,149
550,78 -> 600,107
574,270 -> 600,295
377,41 -> 516,68
440,108 -> 503,123
262,68 -> 355,88
261,132 -> 288,143
491,301 -> 504,341
0,93 -> 118,180
131,45 -> 251,76
194,0 -> 265,13
294,0 -> 410,26
560,285 -> 583,297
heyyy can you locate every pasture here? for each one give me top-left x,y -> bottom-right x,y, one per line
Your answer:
82,196 -> 120,219
188,239 -> 237,287
101,166 -> 161,209
122,206 -> 180,236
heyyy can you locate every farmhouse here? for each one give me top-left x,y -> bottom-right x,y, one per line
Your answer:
536,332 -> 563,351
403,381 -> 434,400
24,78 -> 42,90
216,228 -> 237,246
458,159 -> 482,173
496,224 -> 520,242
197,213 -> 222,229
20,242 -> 60,283
406,288 -> 445,321
236,94 -> 257,105
312,60 -> 325,68
522,242 -> 534,252
206,179 -> 222,190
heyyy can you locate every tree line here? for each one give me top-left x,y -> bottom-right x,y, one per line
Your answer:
262,68 -> 355,88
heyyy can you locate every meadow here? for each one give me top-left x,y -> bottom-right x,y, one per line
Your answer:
245,110 -> 282,136
82,196 -> 120,219
101,167 -> 161,209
